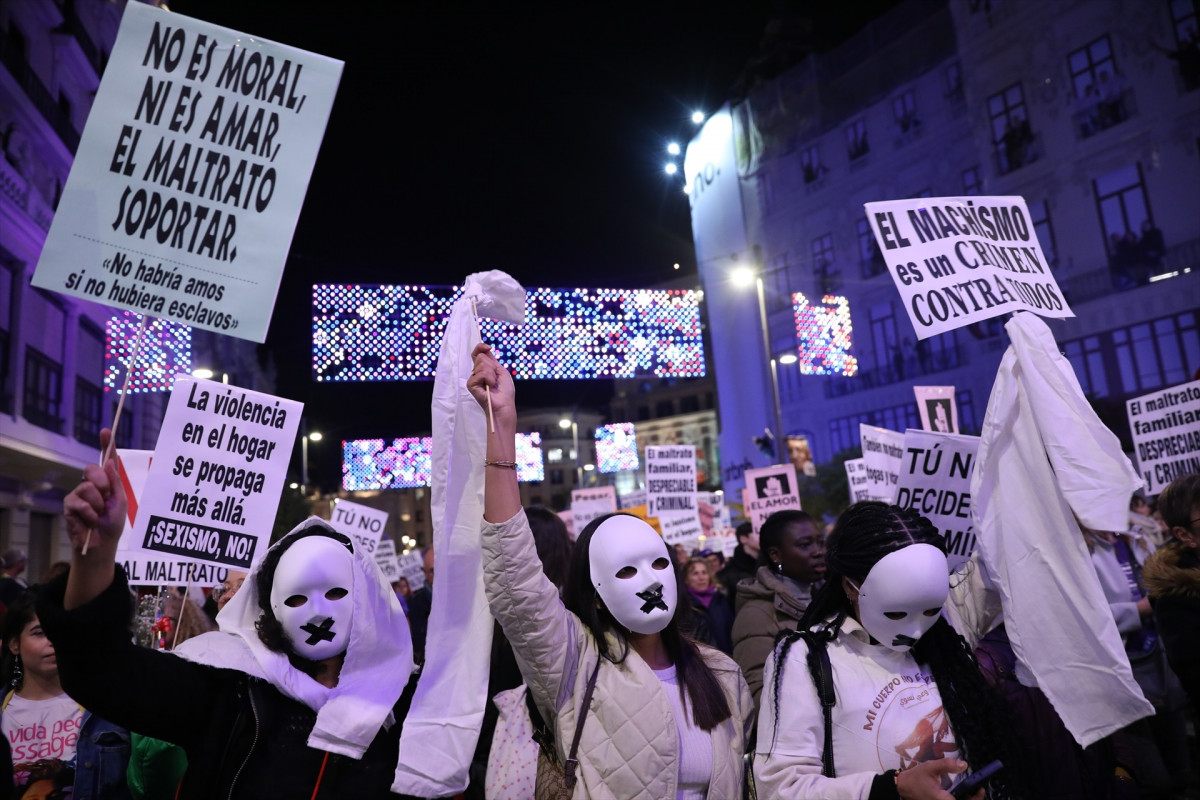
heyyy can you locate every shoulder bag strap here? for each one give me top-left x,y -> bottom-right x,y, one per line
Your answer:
799,631 -> 837,778
563,657 -> 603,790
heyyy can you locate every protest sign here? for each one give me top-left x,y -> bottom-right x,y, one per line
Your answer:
619,487 -> 647,509
571,486 -> 618,534
328,499 -> 388,557
374,538 -> 401,583
660,511 -> 703,548
130,377 -> 302,569
397,549 -> 425,591
864,196 -> 1072,340
31,3 -> 343,342
895,430 -> 979,569
700,490 -> 731,530
645,445 -> 697,516
859,424 -> 905,503
557,509 -> 575,539
115,449 -> 229,586
844,458 -> 872,503
914,386 -> 959,433
1127,379 -> 1200,495
743,464 -> 801,533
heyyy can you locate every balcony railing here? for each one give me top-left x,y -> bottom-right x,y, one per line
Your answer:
823,343 -> 965,399
0,30 -> 80,153
1059,236 -> 1200,304
1072,88 -> 1136,140
993,130 -> 1042,176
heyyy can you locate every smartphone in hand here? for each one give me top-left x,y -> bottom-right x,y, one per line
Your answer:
946,760 -> 1003,799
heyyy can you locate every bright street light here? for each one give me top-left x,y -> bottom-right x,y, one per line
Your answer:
558,418 -> 572,429
289,482 -> 299,490
308,431 -> 323,442
692,111 -> 705,124
667,142 -> 680,155
664,163 -> 677,175
191,368 -> 214,379
778,353 -> 798,365
730,266 -> 756,288
583,464 -> 595,472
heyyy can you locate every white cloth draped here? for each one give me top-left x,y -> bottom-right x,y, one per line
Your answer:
971,312 -> 1152,747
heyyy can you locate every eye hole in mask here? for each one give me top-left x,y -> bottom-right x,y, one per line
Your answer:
883,611 -> 907,620
616,566 -> 637,579
285,594 -> 307,608
923,607 -> 941,617
325,587 -> 348,601
652,557 -> 670,570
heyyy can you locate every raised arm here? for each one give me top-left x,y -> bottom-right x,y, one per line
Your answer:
62,429 -> 125,609
467,343 -> 521,524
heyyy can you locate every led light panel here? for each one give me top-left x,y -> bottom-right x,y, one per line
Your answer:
595,422 -> 639,473
343,433 -> 545,490
312,285 -> 705,382
516,432 -> 545,482
105,312 -> 192,393
793,293 -> 858,377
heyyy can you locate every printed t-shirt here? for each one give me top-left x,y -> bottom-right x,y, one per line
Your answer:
3,692 -> 82,793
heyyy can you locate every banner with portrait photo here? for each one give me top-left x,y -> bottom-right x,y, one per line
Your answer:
914,386 -> 959,434
743,463 -> 801,533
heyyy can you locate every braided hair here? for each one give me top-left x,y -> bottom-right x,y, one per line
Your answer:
770,501 -> 1025,798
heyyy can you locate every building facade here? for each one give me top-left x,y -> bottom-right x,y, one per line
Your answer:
0,1 -> 273,577
690,0 -> 1200,495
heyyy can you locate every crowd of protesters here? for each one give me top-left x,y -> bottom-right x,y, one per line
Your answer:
0,349 -> 1197,798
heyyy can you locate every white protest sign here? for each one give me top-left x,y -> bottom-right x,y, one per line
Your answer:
558,509 -> 575,540
895,430 -> 979,569
397,549 -> 425,591
700,491 -> 731,530
328,499 -> 388,557
1127,379 -> 1200,495
844,458 -> 872,503
914,386 -> 959,433
743,463 -> 802,533
864,196 -> 1072,340
660,511 -> 704,548
130,377 -> 301,569
645,445 -> 698,516
859,424 -> 905,503
619,488 -> 647,509
571,486 -> 618,534
31,3 -> 343,342
373,538 -> 401,583
115,449 -> 229,586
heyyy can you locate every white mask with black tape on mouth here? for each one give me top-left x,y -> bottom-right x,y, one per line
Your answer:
270,535 -> 356,660
848,543 -> 949,652
589,515 -> 677,635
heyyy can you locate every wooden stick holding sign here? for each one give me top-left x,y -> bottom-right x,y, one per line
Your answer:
470,298 -> 495,433
85,313 -> 150,555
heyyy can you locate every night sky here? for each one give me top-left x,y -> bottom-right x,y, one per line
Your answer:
167,1 -> 900,489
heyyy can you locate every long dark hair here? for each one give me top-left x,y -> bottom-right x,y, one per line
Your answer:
562,512 -> 732,731
254,523 -> 354,673
525,505 -> 573,589
757,509 -> 817,569
772,502 -> 1025,798
2,590 -> 38,688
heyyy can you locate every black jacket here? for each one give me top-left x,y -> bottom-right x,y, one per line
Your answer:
1143,542 -> 1200,711
38,568 -> 419,800
716,545 -> 757,597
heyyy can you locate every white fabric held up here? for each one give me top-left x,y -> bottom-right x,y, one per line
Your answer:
972,312 -> 1151,747
392,270 -> 525,795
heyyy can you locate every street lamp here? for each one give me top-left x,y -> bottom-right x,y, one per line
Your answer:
301,424 -> 322,493
191,367 -> 228,383
559,416 -> 582,486
732,266 -> 786,459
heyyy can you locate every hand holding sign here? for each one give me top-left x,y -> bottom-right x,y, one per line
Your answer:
63,430 -> 128,609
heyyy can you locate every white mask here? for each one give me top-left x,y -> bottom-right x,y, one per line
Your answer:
849,543 -> 949,651
589,516 -> 677,635
269,535 -> 356,660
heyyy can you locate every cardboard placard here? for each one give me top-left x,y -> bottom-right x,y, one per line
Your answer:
31,3 -> 343,342
328,499 -> 388,557
396,549 -> 426,591
373,538 -> 401,583
660,511 -> 704,547
619,488 -> 647,510
895,430 -> 980,569
130,377 -> 301,568
743,463 -> 801,533
570,486 -> 618,535
844,457 -> 872,503
859,424 -> 905,503
914,386 -> 959,433
1127,379 -> 1200,495
864,195 -> 1072,340
645,445 -> 698,516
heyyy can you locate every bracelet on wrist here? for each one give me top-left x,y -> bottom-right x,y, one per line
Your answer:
484,459 -> 518,469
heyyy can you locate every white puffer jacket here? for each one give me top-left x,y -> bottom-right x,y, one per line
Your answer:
483,511 -> 753,799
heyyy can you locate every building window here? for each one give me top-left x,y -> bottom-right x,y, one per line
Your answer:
112,401 -> 134,448
945,61 -> 964,102
1169,0 -> 1199,90
0,261 -> 12,413
1172,0 -> 1198,43
1027,200 -> 1058,268
1093,163 -> 1151,281
1064,336 -> 1110,398
811,234 -> 840,293
800,144 -> 823,184
962,166 -> 982,195
655,400 -> 674,417
892,90 -> 919,132
680,395 -> 700,414
845,119 -> 869,161
24,348 -> 63,432
1112,312 -> 1199,394
869,302 -> 900,378
74,378 -> 102,442
637,405 -> 650,420
956,391 -> 978,434
547,448 -> 562,463
988,84 -> 1036,174
857,218 -> 886,277
765,256 -> 791,312
550,469 -> 564,485
1069,36 -> 1128,136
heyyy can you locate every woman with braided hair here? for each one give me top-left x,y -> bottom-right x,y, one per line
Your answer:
755,501 -> 1024,800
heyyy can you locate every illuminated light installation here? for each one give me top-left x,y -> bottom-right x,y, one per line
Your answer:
312,285 -> 705,382
595,422 -> 639,473
105,312 -> 192,393
343,433 -> 544,490
792,293 -> 859,377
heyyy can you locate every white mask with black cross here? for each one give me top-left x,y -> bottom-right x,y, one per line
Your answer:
589,515 -> 677,635
269,535 -> 355,661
